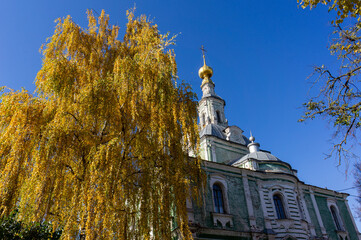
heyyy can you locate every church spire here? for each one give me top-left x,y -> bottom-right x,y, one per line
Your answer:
198,46 -> 215,97
197,47 -> 227,128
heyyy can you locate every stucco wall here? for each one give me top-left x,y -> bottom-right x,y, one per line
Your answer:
188,161 -> 360,240
303,193 -> 322,237
248,180 -> 266,230
337,200 -> 359,239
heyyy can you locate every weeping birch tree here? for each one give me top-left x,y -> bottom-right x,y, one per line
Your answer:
0,10 -> 203,240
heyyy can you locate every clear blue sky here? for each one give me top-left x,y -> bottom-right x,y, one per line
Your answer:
1,0 -> 360,229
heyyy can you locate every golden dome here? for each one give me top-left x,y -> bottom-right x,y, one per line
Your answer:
198,64 -> 213,79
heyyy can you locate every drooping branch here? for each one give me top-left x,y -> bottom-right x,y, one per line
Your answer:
300,21 -> 361,164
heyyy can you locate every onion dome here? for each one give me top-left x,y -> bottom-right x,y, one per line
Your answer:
199,46 -> 214,87
199,64 -> 213,80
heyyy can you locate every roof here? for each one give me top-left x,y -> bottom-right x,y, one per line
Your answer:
199,124 -> 251,146
199,124 -> 226,139
231,151 -> 280,167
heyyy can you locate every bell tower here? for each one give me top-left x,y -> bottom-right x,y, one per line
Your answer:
198,46 -> 228,129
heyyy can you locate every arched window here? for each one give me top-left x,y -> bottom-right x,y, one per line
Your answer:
273,194 -> 286,219
216,110 -> 221,123
331,206 -> 342,230
213,184 -> 225,213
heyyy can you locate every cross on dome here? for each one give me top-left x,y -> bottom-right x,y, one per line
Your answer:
198,45 -> 213,80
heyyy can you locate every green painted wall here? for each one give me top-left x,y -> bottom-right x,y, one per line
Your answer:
193,172 -> 251,232
258,163 -> 292,174
215,147 -> 245,164
191,164 -> 360,240
225,174 -> 249,231
303,193 -> 322,237
248,180 -> 265,230
315,195 -> 339,239
337,200 -> 358,239
313,195 -> 360,239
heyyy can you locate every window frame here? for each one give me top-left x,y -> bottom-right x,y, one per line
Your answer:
330,205 -> 342,231
327,199 -> 345,232
273,193 -> 287,219
209,174 -> 230,214
213,183 -> 225,213
216,110 -> 222,123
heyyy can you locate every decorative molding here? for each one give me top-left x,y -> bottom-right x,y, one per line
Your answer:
209,173 -> 230,214
212,212 -> 233,229
268,188 -> 291,220
242,171 -> 256,228
327,198 -> 346,232
309,190 -> 327,236
276,219 -> 295,231
336,230 -> 349,240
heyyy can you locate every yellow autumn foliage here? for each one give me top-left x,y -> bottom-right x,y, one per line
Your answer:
298,0 -> 361,163
0,10 -> 203,240
299,0 -> 361,23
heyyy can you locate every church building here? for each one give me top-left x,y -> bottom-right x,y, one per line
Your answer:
186,55 -> 361,240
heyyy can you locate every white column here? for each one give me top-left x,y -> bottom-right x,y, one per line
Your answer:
242,171 -> 256,229
344,198 -> 361,240
211,143 -> 217,162
257,181 -> 274,232
297,185 -> 316,236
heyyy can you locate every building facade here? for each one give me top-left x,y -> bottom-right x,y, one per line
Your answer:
187,58 -> 360,240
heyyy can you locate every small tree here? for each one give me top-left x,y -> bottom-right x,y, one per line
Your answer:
0,10 -> 203,239
0,210 -> 62,240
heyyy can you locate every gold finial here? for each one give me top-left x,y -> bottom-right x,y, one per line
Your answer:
198,45 -> 213,80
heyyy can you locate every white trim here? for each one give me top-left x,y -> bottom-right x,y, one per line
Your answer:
297,185 -> 317,236
209,173 -> 230,214
310,189 -> 327,236
211,144 -> 217,162
271,191 -> 288,219
282,235 -> 297,240
266,185 -> 290,220
344,199 -> 361,240
242,172 -> 257,229
257,181 -> 274,231
327,199 -> 345,231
